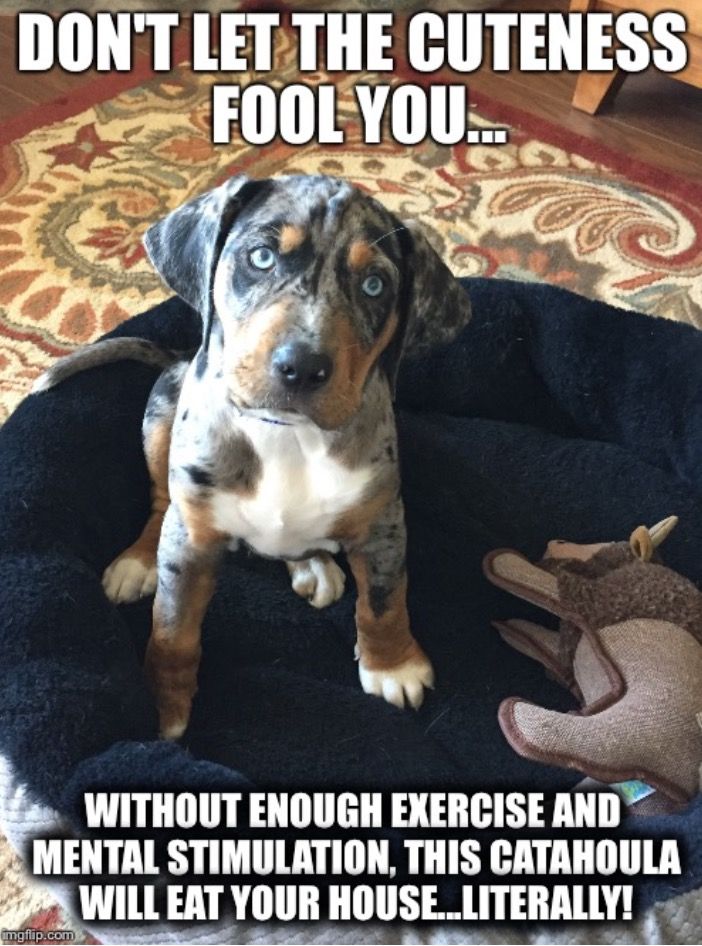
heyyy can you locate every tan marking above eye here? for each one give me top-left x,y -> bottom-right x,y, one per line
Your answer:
279,224 -> 305,253
348,240 -> 374,270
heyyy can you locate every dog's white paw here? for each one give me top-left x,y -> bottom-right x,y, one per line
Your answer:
103,555 -> 157,603
160,718 -> 188,741
287,555 -> 346,608
359,657 -> 434,710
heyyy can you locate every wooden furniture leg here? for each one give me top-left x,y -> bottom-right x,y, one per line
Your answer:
572,69 -> 621,114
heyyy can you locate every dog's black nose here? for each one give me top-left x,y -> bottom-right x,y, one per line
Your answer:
272,343 -> 333,390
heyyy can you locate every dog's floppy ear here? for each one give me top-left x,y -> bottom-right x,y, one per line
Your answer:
143,174 -> 269,346
383,219 -> 471,390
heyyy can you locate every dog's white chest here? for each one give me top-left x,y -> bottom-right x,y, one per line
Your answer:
211,419 -> 373,558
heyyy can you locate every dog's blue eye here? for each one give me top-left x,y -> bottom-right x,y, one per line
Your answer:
249,246 -> 276,270
361,274 -> 384,298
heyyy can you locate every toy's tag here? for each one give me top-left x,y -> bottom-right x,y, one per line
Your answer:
574,776 -> 655,806
612,779 -> 656,806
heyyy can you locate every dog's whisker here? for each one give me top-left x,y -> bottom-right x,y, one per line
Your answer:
371,226 -> 407,246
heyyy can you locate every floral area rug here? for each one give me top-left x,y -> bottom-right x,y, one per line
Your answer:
0,17 -> 701,940
1,26 -> 701,422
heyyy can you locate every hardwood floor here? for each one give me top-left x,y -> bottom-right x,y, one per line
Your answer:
0,15 -> 169,118
1,3 -> 700,183
463,0 -> 702,183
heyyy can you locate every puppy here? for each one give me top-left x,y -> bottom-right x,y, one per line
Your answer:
35,174 -> 472,739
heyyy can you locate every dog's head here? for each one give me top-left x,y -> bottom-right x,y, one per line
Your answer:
144,174 -> 471,429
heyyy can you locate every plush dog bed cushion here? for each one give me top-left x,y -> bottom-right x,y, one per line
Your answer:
1,277 -> 701,914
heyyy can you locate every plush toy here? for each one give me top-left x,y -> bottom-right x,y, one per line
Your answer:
483,517 -> 702,808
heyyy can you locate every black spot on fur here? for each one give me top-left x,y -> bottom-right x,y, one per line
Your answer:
369,585 -> 391,617
185,465 -> 213,487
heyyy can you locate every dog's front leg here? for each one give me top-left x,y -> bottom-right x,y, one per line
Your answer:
144,501 -> 227,739
347,499 -> 434,710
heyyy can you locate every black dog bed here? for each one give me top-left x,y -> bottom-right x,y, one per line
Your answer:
1,277 -> 701,926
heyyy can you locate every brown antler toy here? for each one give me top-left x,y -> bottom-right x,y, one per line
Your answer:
483,517 -> 702,807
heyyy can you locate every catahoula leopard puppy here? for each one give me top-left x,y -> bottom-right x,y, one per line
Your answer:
34,174 -> 472,739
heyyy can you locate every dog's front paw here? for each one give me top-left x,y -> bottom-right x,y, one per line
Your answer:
287,554 -> 346,608
103,554 -> 157,603
358,654 -> 434,710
